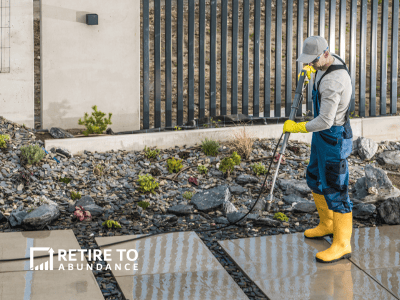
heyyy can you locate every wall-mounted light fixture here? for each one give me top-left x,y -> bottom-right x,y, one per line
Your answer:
86,14 -> 98,25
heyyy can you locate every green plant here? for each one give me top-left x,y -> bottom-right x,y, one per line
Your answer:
137,201 -> 150,209
71,191 -> 81,200
201,138 -> 219,156
137,174 -> 159,194
78,105 -> 112,136
183,191 -> 194,200
94,164 -> 105,176
167,158 -> 183,173
251,162 -> 268,176
0,134 -> 10,149
197,165 -> 208,174
102,220 -> 121,229
144,146 -> 160,159
20,145 -> 45,165
174,125 -> 182,131
59,177 -> 71,184
304,159 -> 310,165
274,212 -> 289,222
219,151 -> 241,176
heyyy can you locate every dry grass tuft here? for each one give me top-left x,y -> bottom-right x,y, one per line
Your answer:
227,127 -> 255,160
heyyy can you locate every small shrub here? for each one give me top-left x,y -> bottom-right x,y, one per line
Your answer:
188,176 -> 199,186
304,159 -> 310,165
59,177 -> 71,184
137,201 -> 150,209
167,158 -> 183,173
17,170 -> 34,186
197,165 -> 208,174
102,220 -> 121,229
219,151 -> 241,176
201,138 -> 219,156
227,128 -> 254,160
144,146 -> 160,159
0,134 -> 10,149
74,206 -> 92,221
183,191 -> 194,200
137,174 -> 159,194
94,164 -> 104,176
251,162 -> 268,176
20,145 -> 45,165
78,105 -> 112,136
71,191 -> 81,200
274,212 -> 289,222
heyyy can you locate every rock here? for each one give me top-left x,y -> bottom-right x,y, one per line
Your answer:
226,212 -> 259,224
277,179 -> 311,196
167,204 -> 195,215
354,177 -> 368,199
378,197 -> 400,225
73,196 -> 104,216
9,206 -> 28,227
235,174 -> 259,185
293,201 -> 316,213
352,137 -> 361,155
55,148 -> 72,158
159,214 -> 178,222
377,151 -> 400,169
358,137 -> 378,160
253,217 -> 281,227
214,217 -> 230,224
190,186 -> 231,212
282,194 -> 308,205
251,197 -> 267,211
22,204 -> 60,229
223,200 -> 238,215
209,169 -> 224,178
0,212 -> 6,224
49,127 -> 74,139
229,185 -> 247,195
353,203 -> 376,219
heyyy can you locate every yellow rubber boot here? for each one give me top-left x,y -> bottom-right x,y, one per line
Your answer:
304,192 -> 333,239
316,211 -> 353,263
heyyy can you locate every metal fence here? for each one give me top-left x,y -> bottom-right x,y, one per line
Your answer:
141,0 -> 399,130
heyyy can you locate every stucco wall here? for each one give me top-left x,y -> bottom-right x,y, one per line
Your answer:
41,0 -> 140,132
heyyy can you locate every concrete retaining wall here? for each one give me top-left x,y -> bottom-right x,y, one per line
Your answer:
0,0 -> 34,128
41,0 -> 140,132
45,116 -> 400,155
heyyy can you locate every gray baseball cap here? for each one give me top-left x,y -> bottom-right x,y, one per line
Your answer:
297,36 -> 329,63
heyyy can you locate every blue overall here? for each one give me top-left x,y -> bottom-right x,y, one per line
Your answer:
306,59 -> 353,214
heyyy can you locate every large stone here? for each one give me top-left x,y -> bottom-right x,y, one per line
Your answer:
353,177 -> 368,199
167,204 -> 195,215
378,197 -> 400,225
49,127 -> 74,139
223,200 -> 238,215
358,137 -> 378,160
73,196 -> 104,216
282,194 -> 308,205
235,174 -> 259,185
190,186 -> 231,212
293,201 -> 316,213
377,151 -> 400,169
8,206 -> 28,227
353,203 -> 376,219
22,204 -> 60,229
229,185 -> 247,195
214,216 -> 230,225
277,179 -> 311,196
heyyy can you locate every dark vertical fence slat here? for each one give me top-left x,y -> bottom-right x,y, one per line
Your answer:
296,0 -> 304,117
221,0 -> 228,115
380,0 -> 389,116
318,0 -> 325,37
242,0 -> 249,115
306,0 -> 314,115
359,0 -> 367,118
285,0 -> 293,117
274,0 -> 282,117
253,0 -> 260,116
143,0 -> 150,129
188,0 -> 195,121
165,0 -> 172,127
329,0 -> 335,52
177,0 -> 184,125
349,0 -> 357,113
370,0 -> 378,117
264,0 -> 272,117
231,0 -> 238,115
210,0 -> 217,117
390,0 -> 399,115
154,0 -> 161,128
339,0 -> 346,59
199,0 -> 205,119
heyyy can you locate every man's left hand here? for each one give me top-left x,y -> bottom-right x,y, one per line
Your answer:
283,120 -> 309,133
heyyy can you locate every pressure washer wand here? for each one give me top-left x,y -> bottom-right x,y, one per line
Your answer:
265,70 -> 308,212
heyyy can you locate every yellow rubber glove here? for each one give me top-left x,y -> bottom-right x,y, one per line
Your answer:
298,65 -> 316,83
283,120 -> 308,133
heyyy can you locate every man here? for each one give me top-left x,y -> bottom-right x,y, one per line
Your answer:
283,36 -> 353,263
